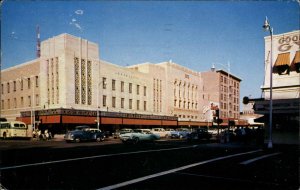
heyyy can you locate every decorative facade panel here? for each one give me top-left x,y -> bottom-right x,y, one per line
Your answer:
56,57 -> 59,104
74,57 -> 80,104
81,59 -> 86,104
87,60 -> 92,105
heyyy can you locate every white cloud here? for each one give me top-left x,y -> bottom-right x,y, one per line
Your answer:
11,31 -> 18,39
74,23 -> 82,30
72,18 -> 77,22
75,9 -> 84,15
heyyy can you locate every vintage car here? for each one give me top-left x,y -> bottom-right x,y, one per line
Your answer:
186,128 -> 212,142
113,128 -> 133,139
151,128 -> 168,138
64,125 -> 105,143
170,128 -> 191,139
165,128 -> 175,137
119,129 -> 160,144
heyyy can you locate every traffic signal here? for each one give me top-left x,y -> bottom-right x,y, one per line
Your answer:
216,109 -> 220,118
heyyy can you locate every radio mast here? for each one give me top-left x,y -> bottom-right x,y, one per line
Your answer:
36,25 -> 41,58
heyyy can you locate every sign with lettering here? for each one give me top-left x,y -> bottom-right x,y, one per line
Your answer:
278,34 -> 300,52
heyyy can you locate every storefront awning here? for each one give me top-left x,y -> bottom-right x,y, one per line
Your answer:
274,52 -> 290,66
292,51 -> 300,64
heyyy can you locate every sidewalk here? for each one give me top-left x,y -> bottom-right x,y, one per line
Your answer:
52,134 -> 65,141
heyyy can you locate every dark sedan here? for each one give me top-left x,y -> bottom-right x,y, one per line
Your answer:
64,126 -> 105,143
186,128 -> 212,142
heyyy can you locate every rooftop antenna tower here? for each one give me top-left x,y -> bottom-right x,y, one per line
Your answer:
36,25 -> 41,58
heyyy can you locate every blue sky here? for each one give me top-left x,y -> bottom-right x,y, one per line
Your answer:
1,0 -> 299,104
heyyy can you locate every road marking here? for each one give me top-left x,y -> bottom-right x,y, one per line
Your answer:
0,145 -> 196,171
240,152 -> 281,165
97,149 -> 262,190
175,172 -> 279,186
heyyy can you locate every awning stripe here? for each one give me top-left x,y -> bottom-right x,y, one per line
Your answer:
274,52 -> 290,66
292,51 -> 300,64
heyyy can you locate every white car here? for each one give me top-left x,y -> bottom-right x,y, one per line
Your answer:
165,128 -> 175,138
119,129 -> 160,144
151,128 -> 168,138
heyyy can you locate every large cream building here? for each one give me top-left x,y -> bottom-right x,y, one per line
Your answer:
254,30 -> 299,144
1,33 -> 241,133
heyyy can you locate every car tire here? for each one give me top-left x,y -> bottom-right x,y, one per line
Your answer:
3,132 -> 7,139
96,137 -> 101,142
132,137 -> 139,144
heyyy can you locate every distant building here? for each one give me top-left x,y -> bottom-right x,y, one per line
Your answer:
254,30 -> 299,144
200,68 -> 242,126
1,33 -> 242,133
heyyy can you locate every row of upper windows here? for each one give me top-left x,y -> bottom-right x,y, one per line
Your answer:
220,94 -> 240,104
174,114 -> 198,120
174,99 -> 198,110
102,95 -> 147,111
102,77 -> 147,96
219,102 -> 239,112
220,76 -> 239,89
221,85 -> 239,95
1,95 -> 39,110
1,76 -> 39,95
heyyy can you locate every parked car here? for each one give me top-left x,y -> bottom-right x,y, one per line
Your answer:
165,128 -> 175,138
64,125 -> 105,143
151,128 -> 168,138
170,128 -> 191,139
119,129 -> 160,144
186,128 -> 212,142
113,128 -> 133,139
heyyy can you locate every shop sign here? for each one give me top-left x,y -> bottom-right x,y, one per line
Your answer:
278,34 -> 300,52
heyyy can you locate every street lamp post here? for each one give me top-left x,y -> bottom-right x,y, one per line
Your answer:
96,80 -> 106,130
263,16 -> 273,149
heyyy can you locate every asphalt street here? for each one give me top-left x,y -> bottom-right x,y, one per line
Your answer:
0,138 -> 298,190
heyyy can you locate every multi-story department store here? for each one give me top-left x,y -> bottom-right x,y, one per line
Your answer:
1,33 -> 242,133
254,30 -> 299,144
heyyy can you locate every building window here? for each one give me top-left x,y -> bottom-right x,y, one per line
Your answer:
28,96 -> 31,107
121,98 -> 124,108
13,81 -> 16,92
144,86 -> 147,96
1,84 -> 3,94
7,82 -> 10,93
7,99 -> 10,109
21,97 -> 24,107
137,85 -> 140,95
28,78 -> 31,89
14,98 -> 17,108
102,77 -> 107,89
36,94 -> 39,106
112,97 -> 116,108
35,76 -> 39,87
137,100 -> 140,110
129,99 -> 132,109
129,83 -> 132,93
144,101 -> 147,111
121,81 -> 124,92
112,79 -> 116,91
103,95 -> 107,107
1,100 -> 4,109
21,80 -> 23,91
